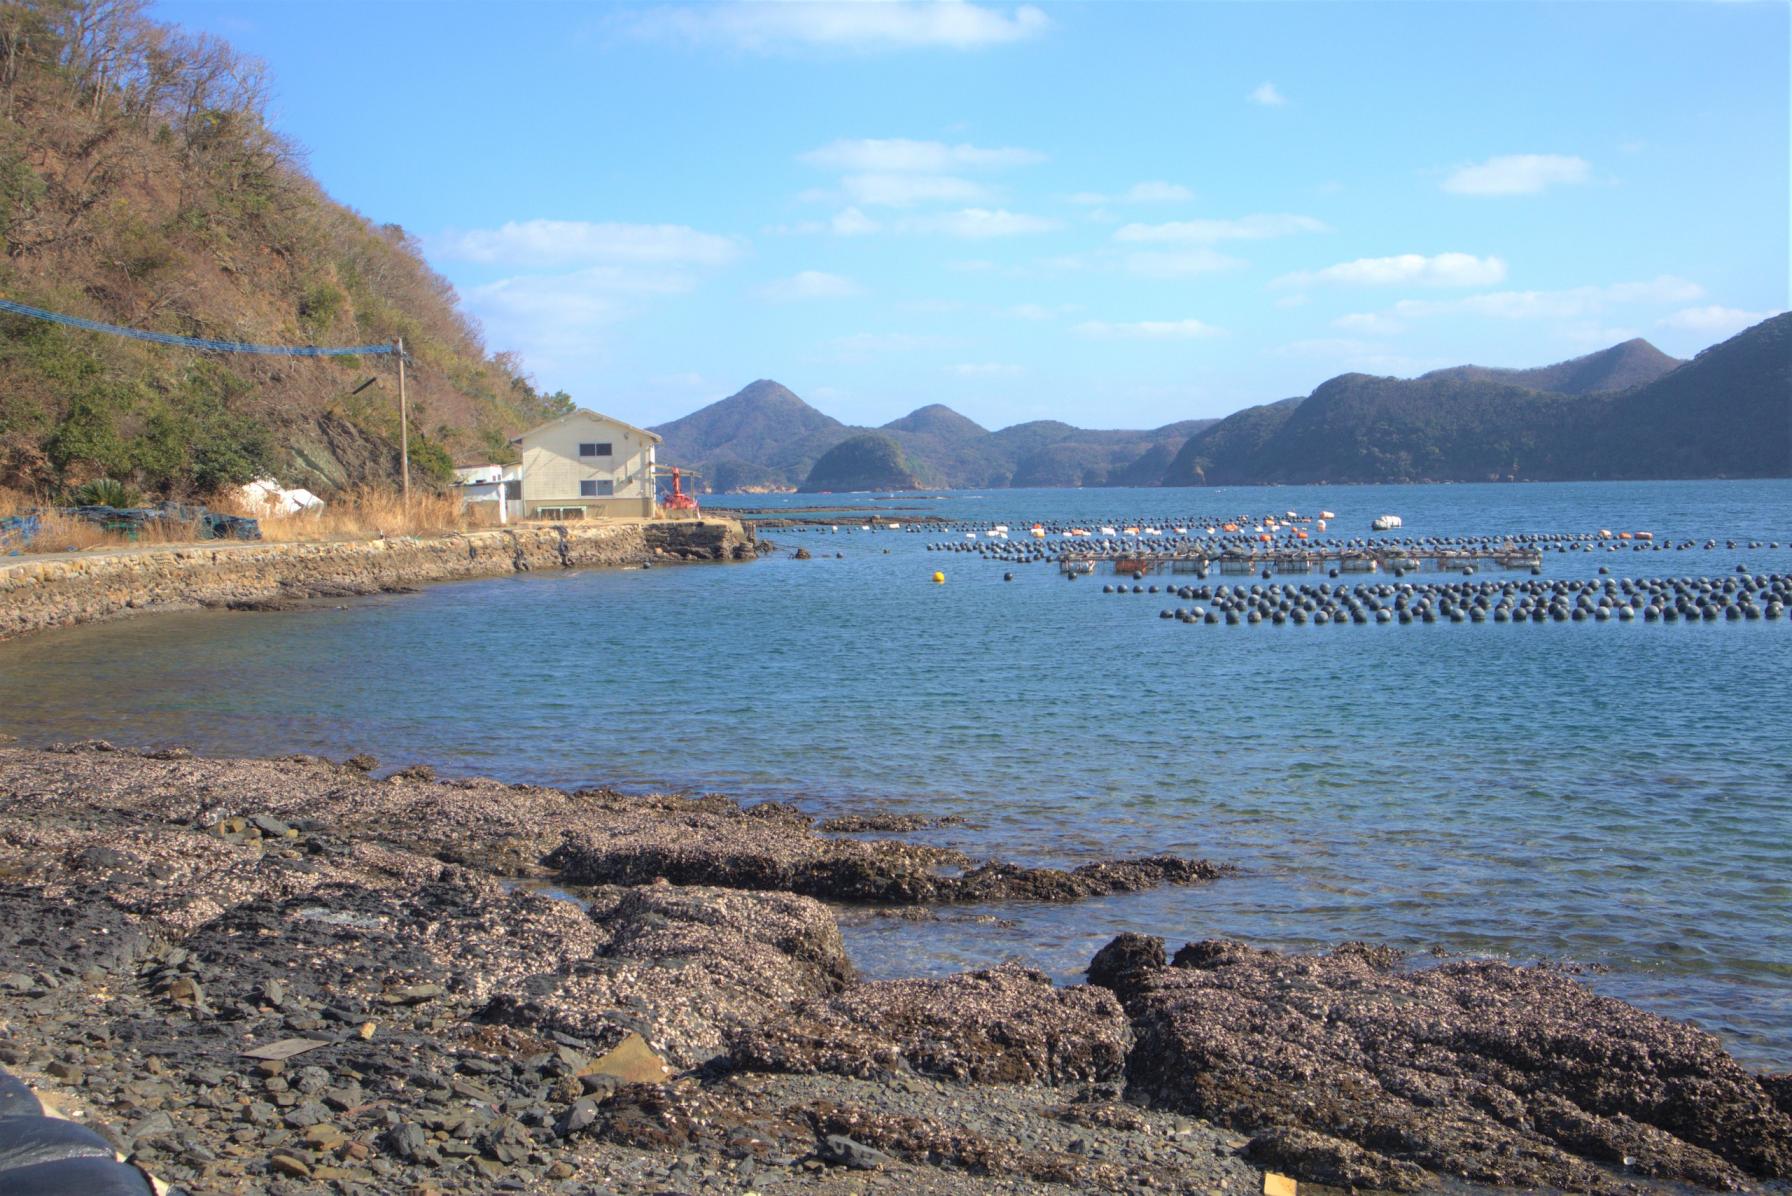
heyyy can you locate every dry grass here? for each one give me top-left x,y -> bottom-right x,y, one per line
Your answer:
216,486 -> 472,542
12,509 -> 206,554
4,484 -> 475,554
3,484 -> 683,556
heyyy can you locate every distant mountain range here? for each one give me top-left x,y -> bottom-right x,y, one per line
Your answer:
650,382 -> 1211,492
650,315 -> 1790,492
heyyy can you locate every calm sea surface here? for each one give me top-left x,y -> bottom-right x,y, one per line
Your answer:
3,480 -> 1789,1067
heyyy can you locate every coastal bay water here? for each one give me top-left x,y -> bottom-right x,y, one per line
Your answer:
2,479 -> 1788,1068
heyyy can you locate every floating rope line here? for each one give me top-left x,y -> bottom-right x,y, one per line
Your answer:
0,297 -> 396,356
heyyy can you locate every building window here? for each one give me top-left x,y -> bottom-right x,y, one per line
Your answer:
579,442 -> 612,457
503,480 -> 521,500
580,479 -> 614,498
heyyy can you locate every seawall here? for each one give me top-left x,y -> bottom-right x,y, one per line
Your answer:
0,518 -> 754,641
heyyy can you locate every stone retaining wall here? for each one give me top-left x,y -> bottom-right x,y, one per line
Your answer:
0,519 -> 753,641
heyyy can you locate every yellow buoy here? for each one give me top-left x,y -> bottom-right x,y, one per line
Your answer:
932,571 -> 945,584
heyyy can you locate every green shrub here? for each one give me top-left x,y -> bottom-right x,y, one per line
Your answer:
298,281 -> 344,333
68,477 -> 139,507
406,434 -> 454,486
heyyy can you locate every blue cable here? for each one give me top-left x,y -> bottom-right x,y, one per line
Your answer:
0,298 -> 396,356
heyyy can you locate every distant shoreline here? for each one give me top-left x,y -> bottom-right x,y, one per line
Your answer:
0,518 -> 754,642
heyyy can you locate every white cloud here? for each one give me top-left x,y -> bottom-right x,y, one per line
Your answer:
795,139 -> 1044,234
1070,181 -> 1194,206
902,297 -> 968,313
801,137 -> 1044,173
1074,318 -> 1224,340
831,206 -> 881,236
473,265 -> 695,298
1278,337 -> 1373,358
948,362 -> 1024,376
440,219 -> 744,391
902,207 -> 1060,237
1003,302 -> 1078,320
1333,312 -> 1405,334
831,331 -> 946,360
1276,338 -> 1438,376
761,205 -> 882,236
1602,277 -> 1707,304
470,275 -> 630,332
1274,252 -> 1507,289
1657,305 -> 1780,336
463,271 -> 648,380
759,270 -> 864,301
1441,154 -> 1592,196
1123,248 -> 1247,278
1249,81 -> 1287,107
628,2 -> 1050,52
1126,180 -> 1194,203
435,220 -> 740,268
1389,276 -> 1705,320
1115,213 -> 1328,243
1560,324 -> 1641,348
842,172 -> 992,206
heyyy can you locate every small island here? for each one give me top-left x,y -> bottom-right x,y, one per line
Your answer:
799,432 -> 922,492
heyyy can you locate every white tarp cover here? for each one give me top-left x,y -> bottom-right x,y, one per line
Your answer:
239,477 -> 324,516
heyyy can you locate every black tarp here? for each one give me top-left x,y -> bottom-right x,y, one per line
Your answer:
0,1067 -> 154,1196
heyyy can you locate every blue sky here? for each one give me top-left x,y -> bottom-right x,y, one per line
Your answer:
155,1 -> 1788,430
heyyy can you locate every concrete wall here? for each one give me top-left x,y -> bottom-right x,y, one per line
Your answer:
0,519 -> 752,641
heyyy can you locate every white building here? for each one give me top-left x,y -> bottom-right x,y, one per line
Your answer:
511,409 -> 660,520
451,463 -> 523,524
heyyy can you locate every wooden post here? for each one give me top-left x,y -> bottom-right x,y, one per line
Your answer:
396,337 -> 410,514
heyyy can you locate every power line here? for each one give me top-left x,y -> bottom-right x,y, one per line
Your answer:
0,297 -> 397,357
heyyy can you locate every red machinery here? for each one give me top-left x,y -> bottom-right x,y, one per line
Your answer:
653,464 -> 701,512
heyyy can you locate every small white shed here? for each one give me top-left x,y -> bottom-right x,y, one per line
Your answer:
452,463 -> 523,524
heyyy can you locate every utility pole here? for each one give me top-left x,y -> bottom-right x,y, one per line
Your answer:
395,337 -> 410,514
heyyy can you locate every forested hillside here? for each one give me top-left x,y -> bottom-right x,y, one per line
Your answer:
1162,316 -> 1790,485
799,432 -> 920,492
0,0 -> 569,499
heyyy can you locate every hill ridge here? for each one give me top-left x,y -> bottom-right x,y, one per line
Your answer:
1420,337 -> 1683,396
1163,315 -> 1788,485
0,3 -> 571,498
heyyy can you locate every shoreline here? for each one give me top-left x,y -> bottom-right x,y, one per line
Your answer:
0,744 -> 1786,1194
0,517 -> 757,642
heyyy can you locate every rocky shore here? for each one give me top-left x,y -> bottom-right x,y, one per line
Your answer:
0,745 -> 1787,1195
0,518 -> 757,641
